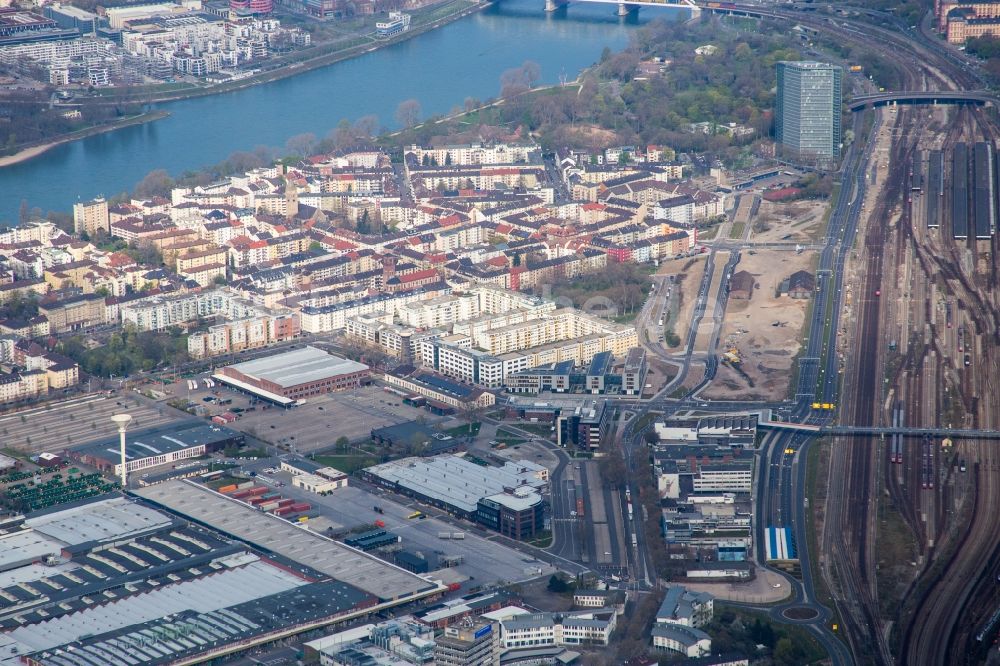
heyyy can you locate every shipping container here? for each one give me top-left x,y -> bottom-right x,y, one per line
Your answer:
249,497 -> 270,506
217,484 -> 238,494
277,498 -> 295,508
452,532 -> 465,540
259,501 -> 280,512
291,502 -> 311,512
231,490 -> 253,500
438,532 -> 451,539
237,481 -> 255,489
247,486 -> 267,497
274,506 -> 295,516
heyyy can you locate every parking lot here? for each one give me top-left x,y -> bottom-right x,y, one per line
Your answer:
246,465 -> 555,586
0,394 -> 191,456
225,387 -> 442,454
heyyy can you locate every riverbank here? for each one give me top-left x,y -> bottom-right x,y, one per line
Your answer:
0,110 -> 170,168
0,0 -> 488,167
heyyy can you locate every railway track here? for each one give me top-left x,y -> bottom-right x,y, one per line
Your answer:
888,103 -> 1000,665
826,106 -> 924,666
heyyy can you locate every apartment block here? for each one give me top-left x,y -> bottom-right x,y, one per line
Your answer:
187,312 -> 300,359
73,197 -> 110,237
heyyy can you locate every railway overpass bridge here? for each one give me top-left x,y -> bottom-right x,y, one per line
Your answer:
761,418 -> 1000,440
847,90 -> 996,112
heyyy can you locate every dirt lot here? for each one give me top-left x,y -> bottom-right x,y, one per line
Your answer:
703,250 -> 817,401
750,199 -> 828,244
658,255 -> 707,348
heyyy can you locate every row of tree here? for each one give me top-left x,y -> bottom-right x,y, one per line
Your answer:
57,324 -> 189,377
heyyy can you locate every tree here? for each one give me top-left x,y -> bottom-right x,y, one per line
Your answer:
773,637 -> 798,665
643,429 -> 659,445
601,450 -> 627,488
521,60 -> 541,88
285,132 -> 318,158
357,209 -> 371,235
547,574 -> 571,593
134,170 -> 175,199
46,211 -> 74,234
335,435 -> 349,451
353,115 -> 379,141
395,99 -> 422,128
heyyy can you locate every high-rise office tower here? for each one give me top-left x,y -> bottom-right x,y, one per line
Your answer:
775,61 -> 843,161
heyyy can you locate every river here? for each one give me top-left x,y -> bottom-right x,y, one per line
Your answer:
0,0 -> 683,223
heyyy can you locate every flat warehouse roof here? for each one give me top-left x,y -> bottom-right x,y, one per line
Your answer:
25,496 -> 174,546
134,481 -> 440,601
225,346 -> 368,388
70,422 -> 236,463
212,373 -> 294,405
365,455 -> 546,514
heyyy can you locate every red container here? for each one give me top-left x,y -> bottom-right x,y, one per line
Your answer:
290,502 -> 311,512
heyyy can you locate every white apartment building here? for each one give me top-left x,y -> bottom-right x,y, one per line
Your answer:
299,286 -> 450,334
397,293 -> 480,329
651,624 -> 712,658
474,309 -> 636,357
120,289 -> 263,331
500,612 -> 616,649
405,143 -> 539,166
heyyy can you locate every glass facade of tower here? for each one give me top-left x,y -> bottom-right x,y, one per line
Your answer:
775,61 -> 842,160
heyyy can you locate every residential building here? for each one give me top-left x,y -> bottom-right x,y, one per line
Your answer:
38,293 -> 107,332
500,610 -> 617,648
73,197 -> 110,236
651,624 -> 712,657
186,312 -> 299,359
775,61 -> 843,160
656,586 -> 714,628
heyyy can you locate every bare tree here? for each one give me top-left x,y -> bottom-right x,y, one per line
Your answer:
395,99 -> 422,128
521,60 -> 541,88
285,132 -> 318,157
133,170 -> 175,199
353,115 -> 379,141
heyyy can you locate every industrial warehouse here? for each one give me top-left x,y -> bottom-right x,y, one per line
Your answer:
213,345 -> 370,405
0,494 -> 442,666
67,422 -> 244,477
360,455 -> 549,540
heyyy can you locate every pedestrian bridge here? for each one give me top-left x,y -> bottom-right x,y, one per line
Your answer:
847,90 -> 996,112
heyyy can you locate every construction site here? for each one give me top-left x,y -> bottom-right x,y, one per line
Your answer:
702,249 -> 817,402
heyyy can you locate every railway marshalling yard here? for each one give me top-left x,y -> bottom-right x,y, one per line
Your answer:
819,101 -> 1000,665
